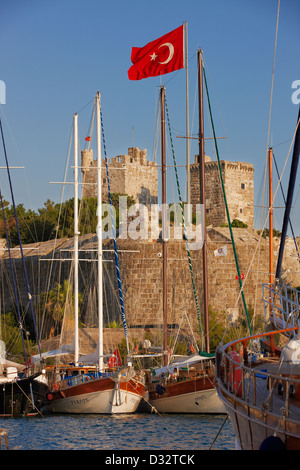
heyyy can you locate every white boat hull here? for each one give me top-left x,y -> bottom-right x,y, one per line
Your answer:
48,387 -> 143,414
150,387 -> 225,414
47,372 -> 147,414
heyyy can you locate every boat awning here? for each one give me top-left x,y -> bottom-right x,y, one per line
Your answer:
31,344 -> 74,363
153,354 -> 214,376
0,359 -> 26,372
78,351 -> 99,364
78,352 -> 112,365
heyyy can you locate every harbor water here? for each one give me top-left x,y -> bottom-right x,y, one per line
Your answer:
0,413 -> 235,451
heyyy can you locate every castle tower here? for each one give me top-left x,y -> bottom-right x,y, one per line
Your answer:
81,147 -> 158,205
191,155 -> 254,228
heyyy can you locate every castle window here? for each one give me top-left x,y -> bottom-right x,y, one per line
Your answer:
241,183 -> 245,189
240,208 -> 243,213
103,178 -> 106,184
130,157 -> 133,163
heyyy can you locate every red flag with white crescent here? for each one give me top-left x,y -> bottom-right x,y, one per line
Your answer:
107,348 -> 122,368
128,25 -> 185,80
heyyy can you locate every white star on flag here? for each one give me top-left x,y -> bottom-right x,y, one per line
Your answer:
150,52 -> 158,61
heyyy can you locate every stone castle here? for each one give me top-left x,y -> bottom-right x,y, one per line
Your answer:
1,144 -> 299,353
81,146 -> 158,205
81,146 -> 255,229
191,155 -> 254,228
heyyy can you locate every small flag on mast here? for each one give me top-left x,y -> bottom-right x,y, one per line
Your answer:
107,348 -> 122,368
214,246 -> 228,257
236,273 -> 245,280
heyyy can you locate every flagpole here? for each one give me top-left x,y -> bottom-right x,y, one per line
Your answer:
185,21 -> 190,217
161,85 -> 168,366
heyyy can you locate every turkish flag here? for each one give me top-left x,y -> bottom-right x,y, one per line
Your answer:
107,348 -> 122,368
128,25 -> 185,81
236,273 -> 245,280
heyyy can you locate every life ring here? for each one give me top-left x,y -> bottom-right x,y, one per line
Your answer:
229,350 -> 242,397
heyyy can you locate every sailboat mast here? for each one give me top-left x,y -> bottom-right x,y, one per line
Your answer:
268,147 -> 274,317
197,49 -> 209,353
96,91 -> 104,371
268,147 -> 274,288
275,107 -> 300,282
161,86 -> 168,365
74,112 -> 79,365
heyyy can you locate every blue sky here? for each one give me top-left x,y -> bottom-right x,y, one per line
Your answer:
0,0 -> 299,234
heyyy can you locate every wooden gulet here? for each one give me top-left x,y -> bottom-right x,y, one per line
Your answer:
215,106 -> 300,449
146,52 -> 225,414
45,92 -> 147,414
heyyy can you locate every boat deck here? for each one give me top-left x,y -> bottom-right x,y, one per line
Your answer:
245,359 -> 300,417
215,348 -> 300,449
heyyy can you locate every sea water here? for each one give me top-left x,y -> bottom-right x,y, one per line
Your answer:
0,413 -> 235,451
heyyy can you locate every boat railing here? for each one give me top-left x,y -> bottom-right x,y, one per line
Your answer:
52,371 -> 113,390
216,326 -> 300,413
262,284 -> 300,333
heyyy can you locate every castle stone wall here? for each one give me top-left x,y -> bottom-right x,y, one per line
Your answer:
81,147 -> 158,205
1,229 -> 299,343
191,156 -> 254,228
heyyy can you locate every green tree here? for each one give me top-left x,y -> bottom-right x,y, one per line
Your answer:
257,228 -> 282,238
0,311 -> 35,362
40,280 -> 83,338
0,194 -> 136,246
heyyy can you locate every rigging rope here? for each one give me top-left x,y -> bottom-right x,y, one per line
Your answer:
0,185 -> 27,360
202,68 -> 252,336
273,150 -> 300,264
164,93 -> 204,348
259,0 -> 280,258
0,118 -> 42,357
100,109 -> 129,353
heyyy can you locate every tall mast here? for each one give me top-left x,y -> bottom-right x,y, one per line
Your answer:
161,86 -> 168,365
74,113 -> 79,365
268,147 -> 274,288
197,49 -> 209,353
96,91 -> 104,371
275,107 -> 300,282
268,147 -> 274,317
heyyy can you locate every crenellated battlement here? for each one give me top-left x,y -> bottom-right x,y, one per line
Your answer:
191,155 -> 254,228
81,146 -> 158,205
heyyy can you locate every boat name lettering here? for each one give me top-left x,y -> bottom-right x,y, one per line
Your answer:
70,398 -> 89,405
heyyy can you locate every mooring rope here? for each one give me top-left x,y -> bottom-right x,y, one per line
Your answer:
15,380 -> 44,418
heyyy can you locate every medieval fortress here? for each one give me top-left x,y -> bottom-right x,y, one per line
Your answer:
1,146 -> 299,342
81,147 -> 158,205
191,155 -> 254,228
81,146 -> 255,229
